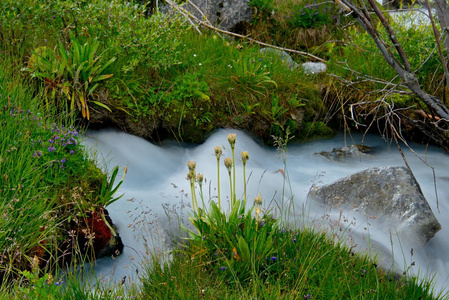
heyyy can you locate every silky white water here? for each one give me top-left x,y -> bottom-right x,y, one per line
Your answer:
83,128 -> 449,293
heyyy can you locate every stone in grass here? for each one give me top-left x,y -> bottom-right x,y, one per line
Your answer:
302,62 -> 327,74
308,166 -> 441,246
259,47 -> 300,70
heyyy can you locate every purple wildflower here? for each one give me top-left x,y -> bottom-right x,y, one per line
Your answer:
54,281 -> 64,286
220,266 -> 226,270
271,256 -> 277,262
32,151 -> 42,157
60,158 -> 66,163
48,145 -> 56,152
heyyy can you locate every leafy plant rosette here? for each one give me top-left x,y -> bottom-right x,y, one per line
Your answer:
230,58 -> 278,98
181,134 -> 288,284
23,33 -> 116,120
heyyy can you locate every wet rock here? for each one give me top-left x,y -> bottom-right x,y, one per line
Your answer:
308,166 -> 441,246
97,209 -> 124,258
60,208 -> 123,262
316,144 -> 372,161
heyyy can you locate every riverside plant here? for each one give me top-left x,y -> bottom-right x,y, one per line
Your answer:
183,133 -> 283,286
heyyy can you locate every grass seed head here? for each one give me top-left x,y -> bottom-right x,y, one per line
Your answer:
241,151 -> 249,164
227,134 -> 236,148
254,193 -> 262,206
187,160 -> 196,172
196,173 -> 204,184
214,146 -> 222,159
186,170 -> 195,181
224,157 -> 232,171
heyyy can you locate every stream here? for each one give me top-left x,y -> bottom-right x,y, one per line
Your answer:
83,128 -> 449,294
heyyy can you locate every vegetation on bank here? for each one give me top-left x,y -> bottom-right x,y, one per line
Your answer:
0,64 -> 125,297
1,0 -> 447,298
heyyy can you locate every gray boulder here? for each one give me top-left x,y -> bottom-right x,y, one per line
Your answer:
182,0 -> 252,30
308,166 -> 441,246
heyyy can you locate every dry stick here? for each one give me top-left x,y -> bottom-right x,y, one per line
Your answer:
165,0 -> 325,62
166,0 -> 202,34
391,123 -> 440,212
186,0 -> 215,28
378,95 -> 442,212
199,20 -> 326,62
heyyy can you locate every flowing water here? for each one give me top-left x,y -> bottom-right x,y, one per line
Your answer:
83,128 -> 449,293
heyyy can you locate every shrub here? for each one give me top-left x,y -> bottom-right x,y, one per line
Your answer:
288,1 -> 337,29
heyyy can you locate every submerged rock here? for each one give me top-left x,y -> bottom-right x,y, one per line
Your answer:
316,144 -> 372,161
308,166 -> 441,246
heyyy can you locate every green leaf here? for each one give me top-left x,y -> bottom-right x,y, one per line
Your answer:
92,74 -> 114,82
92,101 -> 112,112
237,235 -> 250,261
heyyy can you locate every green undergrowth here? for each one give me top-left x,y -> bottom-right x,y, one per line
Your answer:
0,0 -> 334,143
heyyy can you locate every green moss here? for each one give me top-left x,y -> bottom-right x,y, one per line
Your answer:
301,121 -> 334,138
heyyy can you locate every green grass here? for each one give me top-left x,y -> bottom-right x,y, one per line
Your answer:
141,228 -> 442,299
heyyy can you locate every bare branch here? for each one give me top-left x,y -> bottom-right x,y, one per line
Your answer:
338,0 -> 449,121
